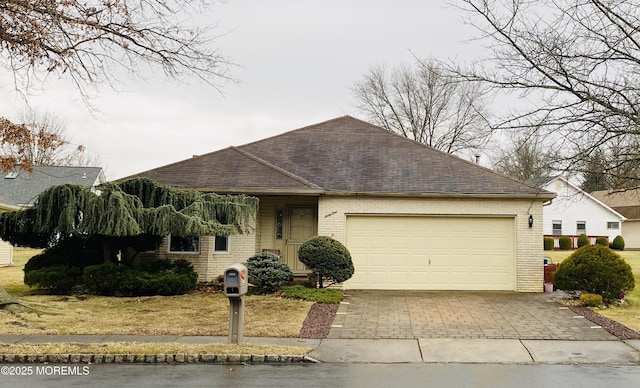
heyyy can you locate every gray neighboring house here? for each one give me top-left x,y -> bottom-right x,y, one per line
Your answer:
0,166 -> 106,265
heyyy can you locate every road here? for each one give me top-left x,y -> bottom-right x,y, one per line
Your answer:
2,363 -> 640,388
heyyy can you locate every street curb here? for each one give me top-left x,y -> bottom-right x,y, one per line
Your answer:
0,353 -> 314,364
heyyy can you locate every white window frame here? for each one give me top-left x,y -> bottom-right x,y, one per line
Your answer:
168,235 -> 200,253
552,220 -> 562,235
214,235 -> 231,254
576,221 -> 586,234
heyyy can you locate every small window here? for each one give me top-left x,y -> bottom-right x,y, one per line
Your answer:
169,235 -> 200,253
214,235 -> 230,253
552,221 -> 562,235
607,222 -> 620,230
576,221 -> 586,233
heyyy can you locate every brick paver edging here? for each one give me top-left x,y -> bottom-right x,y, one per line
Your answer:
1,353 -> 316,364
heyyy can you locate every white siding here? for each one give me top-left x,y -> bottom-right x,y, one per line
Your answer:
0,239 -> 13,266
542,178 -> 625,241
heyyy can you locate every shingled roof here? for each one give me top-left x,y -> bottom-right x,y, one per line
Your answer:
132,116 -> 553,198
0,165 -> 105,207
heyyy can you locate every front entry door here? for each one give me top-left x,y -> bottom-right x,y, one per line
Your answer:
285,207 -> 316,273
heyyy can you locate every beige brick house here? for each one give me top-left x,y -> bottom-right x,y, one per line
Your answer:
132,116 -> 555,291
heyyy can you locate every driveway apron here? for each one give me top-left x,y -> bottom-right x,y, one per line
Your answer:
328,291 -> 616,340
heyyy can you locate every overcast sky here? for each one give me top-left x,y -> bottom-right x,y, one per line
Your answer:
0,1 -> 481,180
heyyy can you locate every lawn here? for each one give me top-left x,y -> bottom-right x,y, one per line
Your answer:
545,249 -> 640,332
0,248 -> 313,337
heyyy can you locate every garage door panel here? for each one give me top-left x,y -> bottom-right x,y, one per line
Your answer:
344,216 -> 515,290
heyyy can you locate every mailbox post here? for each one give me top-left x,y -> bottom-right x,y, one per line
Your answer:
223,264 -> 248,344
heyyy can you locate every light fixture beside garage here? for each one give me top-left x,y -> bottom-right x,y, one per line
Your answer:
528,215 -> 534,228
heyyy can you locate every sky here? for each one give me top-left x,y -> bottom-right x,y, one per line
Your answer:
0,1 -> 482,180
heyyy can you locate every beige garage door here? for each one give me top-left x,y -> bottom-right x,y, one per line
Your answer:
344,216 -> 515,290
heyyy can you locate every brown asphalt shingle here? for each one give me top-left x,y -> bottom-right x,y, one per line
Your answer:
131,116 -> 553,198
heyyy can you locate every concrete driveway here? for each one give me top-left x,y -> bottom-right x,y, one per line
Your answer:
328,291 -> 616,340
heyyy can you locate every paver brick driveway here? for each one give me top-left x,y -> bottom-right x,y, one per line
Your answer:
328,291 -> 616,340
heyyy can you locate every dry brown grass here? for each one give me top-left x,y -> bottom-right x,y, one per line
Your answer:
0,292 -> 312,337
0,342 -> 311,356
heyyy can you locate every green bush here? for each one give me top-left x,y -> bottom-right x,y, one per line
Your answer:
83,260 -> 198,296
579,293 -> 604,307
595,237 -> 608,246
24,265 -> 83,294
298,236 -> 354,288
544,237 -> 554,251
554,245 -> 635,302
244,252 -> 293,293
576,234 -> 589,248
611,235 -> 625,251
558,236 -> 572,250
24,236 -> 102,274
282,285 -> 343,303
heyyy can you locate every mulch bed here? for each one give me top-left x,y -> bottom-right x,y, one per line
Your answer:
299,303 -> 338,339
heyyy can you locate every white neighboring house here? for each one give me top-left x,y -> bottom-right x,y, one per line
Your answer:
0,166 -> 106,266
0,199 -> 19,266
530,176 -> 625,246
591,188 -> 640,250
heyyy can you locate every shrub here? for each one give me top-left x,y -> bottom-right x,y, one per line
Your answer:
579,293 -> 604,307
595,237 -> 608,246
611,235 -> 625,251
244,252 -> 293,293
83,260 -> 198,296
544,237 -> 554,251
554,245 -> 635,302
298,236 -> 354,288
282,285 -> 343,303
576,234 -> 589,248
558,236 -> 572,250
24,265 -> 83,294
24,236 -> 102,274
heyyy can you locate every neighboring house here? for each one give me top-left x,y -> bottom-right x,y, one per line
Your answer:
130,116 -> 555,292
0,166 -> 106,265
528,176 -> 625,247
0,165 -> 106,207
0,198 -> 18,266
591,189 -> 640,249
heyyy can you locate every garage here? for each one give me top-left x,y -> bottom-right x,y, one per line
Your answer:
343,215 -> 516,290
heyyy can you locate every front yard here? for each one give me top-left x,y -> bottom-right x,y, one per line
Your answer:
546,249 -> 640,332
1,249 -> 312,337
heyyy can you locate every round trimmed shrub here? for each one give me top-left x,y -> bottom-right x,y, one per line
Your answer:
554,245 -> 635,302
611,235 -> 625,251
544,237 -> 554,251
298,236 -> 354,288
558,236 -> 572,250
595,237 -> 608,246
244,252 -> 293,293
576,234 -> 589,248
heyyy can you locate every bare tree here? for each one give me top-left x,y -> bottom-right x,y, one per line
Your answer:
352,59 -> 492,155
0,0 -> 232,98
493,130 -> 557,182
0,110 -> 90,173
454,0 -> 640,185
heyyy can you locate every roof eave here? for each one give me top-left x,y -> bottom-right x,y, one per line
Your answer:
323,191 -> 558,200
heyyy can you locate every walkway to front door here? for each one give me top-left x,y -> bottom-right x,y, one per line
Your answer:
328,291 -> 616,340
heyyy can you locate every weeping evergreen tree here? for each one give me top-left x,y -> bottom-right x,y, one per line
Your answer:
0,177 -> 258,263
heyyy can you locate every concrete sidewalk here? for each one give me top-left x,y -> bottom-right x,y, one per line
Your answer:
1,335 -> 640,364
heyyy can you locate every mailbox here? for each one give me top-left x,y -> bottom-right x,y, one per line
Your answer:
224,263 -> 248,297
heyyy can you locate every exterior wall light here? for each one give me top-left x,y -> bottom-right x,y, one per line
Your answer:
528,215 -> 534,228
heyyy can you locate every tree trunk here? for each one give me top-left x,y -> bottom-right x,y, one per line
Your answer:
0,285 -> 38,314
